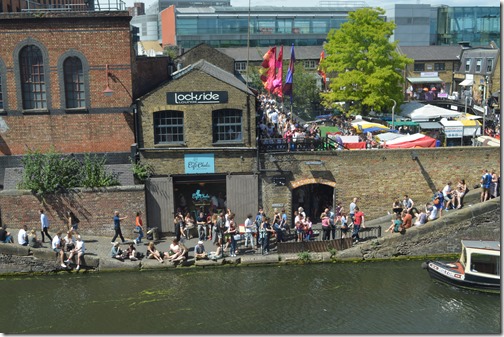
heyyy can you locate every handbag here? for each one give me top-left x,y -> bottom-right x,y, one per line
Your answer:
233,234 -> 241,241
133,226 -> 140,233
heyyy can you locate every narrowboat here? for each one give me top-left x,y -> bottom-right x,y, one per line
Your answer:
422,240 -> 500,293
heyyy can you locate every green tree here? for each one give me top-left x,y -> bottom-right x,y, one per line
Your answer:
320,7 -> 412,116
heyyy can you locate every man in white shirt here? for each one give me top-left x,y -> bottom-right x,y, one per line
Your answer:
243,214 -> 255,251
52,231 -> 66,268
17,225 -> 28,246
442,182 -> 454,210
65,235 -> 86,270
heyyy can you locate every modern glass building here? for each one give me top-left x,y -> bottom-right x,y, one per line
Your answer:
391,4 -> 500,48
161,5 -> 370,48
437,6 -> 500,47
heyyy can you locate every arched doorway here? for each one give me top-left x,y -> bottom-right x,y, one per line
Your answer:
292,182 -> 336,224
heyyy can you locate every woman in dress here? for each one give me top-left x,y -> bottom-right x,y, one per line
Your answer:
67,211 -> 79,231
224,214 -> 237,257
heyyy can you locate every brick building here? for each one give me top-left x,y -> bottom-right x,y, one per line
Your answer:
137,59 -> 257,232
0,10 -> 172,187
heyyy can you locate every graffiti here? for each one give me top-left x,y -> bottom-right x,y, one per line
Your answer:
192,189 -> 210,201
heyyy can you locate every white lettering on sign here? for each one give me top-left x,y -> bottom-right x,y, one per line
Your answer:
175,92 -> 220,104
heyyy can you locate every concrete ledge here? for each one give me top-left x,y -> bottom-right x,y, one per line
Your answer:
195,258 -> 224,266
31,248 -> 62,260
140,259 -> 176,269
99,258 -> 141,271
0,244 -> 31,256
64,254 -> 100,268
240,254 -> 279,265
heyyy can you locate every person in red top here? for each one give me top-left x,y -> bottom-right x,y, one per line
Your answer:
134,211 -> 144,246
401,210 -> 413,229
352,206 -> 366,244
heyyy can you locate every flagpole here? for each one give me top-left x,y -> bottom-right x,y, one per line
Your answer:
245,0 -> 250,88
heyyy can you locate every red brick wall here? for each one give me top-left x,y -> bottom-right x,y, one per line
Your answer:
0,187 -> 146,237
0,113 -> 134,155
0,12 -> 135,155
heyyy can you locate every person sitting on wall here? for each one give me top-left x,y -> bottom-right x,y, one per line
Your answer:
401,210 -> 413,229
65,235 -> 86,271
52,231 -> 67,268
385,213 -> 403,233
125,243 -> 138,261
146,241 -> 163,263
28,229 -> 42,248
110,242 -> 125,261
194,240 -> 208,260
17,225 -> 29,246
0,225 -> 14,243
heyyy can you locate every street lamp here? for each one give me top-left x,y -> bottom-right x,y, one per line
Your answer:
103,64 -> 114,97
390,99 -> 397,130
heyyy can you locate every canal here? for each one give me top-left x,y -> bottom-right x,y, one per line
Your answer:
1,260 -> 500,334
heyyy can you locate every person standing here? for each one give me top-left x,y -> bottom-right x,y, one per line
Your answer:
243,213 -> 256,252
67,211 -> 79,231
349,197 -> 358,225
134,211 -> 144,245
480,169 -> 492,202
39,209 -> 52,243
260,217 -> 274,255
321,212 -> 331,240
490,169 -> 499,199
352,206 -> 365,244
17,224 -> 28,246
111,210 -> 127,244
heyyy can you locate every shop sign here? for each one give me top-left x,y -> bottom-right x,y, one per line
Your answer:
167,91 -> 228,104
184,154 -> 215,174
444,126 -> 463,138
420,72 -> 438,77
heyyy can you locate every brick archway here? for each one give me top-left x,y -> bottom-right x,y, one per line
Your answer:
289,178 -> 336,190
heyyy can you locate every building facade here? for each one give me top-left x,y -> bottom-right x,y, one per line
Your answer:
137,60 -> 257,232
391,4 -> 500,48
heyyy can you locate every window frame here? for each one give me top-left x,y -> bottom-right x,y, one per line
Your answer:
434,63 -> 445,71
475,58 -> 482,72
153,110 -> 185,145
19,45 -> 47,110
212,108 -> 243,144
465,58 -> 472,72
486,58 -> 493,73
413,63 -> 425,72
63,56 -> 86,109
0,57 -> 6,110
57,50 -> 90,112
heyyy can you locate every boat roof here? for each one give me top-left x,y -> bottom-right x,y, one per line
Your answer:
462,240 -> 500,252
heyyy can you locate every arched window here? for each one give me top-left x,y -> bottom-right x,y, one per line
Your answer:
63,56 -> 85,108
19,45 -> 46,109
154,110 -> 184,144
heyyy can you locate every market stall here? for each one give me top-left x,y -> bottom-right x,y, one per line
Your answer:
383,133 -> 437,148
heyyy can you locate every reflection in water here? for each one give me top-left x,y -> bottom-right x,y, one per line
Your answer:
0,261 -> 500,334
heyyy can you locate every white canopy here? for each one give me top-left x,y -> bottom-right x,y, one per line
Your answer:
384,133 -> 426,145
375,132 -> 406,143
401,103 -> 461,121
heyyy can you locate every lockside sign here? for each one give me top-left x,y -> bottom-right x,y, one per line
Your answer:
167,91 -> 228,104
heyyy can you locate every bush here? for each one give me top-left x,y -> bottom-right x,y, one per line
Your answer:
130,157 -> 153,182
297,251 -> 312,263
18,148 -> 119,195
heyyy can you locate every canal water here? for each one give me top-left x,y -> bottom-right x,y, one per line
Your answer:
1,260 -> 500,334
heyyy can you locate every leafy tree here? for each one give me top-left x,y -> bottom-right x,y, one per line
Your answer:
320,7 -> 412,116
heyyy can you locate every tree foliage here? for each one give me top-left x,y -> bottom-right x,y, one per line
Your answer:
320,7 -> 412,116
18,148 -> 119,195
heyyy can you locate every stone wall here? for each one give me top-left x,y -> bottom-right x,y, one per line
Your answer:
0,186 -> 145,236
261,146 -> 500,220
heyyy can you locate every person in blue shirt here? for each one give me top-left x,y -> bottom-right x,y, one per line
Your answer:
480,169 -> 492,202
111,210 -> 127,244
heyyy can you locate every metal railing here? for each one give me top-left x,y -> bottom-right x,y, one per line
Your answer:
258,137 -> 344,153
21,0 -> 126,12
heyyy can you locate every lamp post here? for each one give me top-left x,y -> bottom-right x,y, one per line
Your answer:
390,98 -> 397,130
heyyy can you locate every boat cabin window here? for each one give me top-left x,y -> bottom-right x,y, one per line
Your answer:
470,253 -> 500,275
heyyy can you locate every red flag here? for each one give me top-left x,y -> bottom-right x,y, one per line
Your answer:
273,45 -> 283,98
260,47 -> 276,93
317,50 -> 326,87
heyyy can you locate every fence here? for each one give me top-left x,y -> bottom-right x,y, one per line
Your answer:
258,137 -> 343,153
